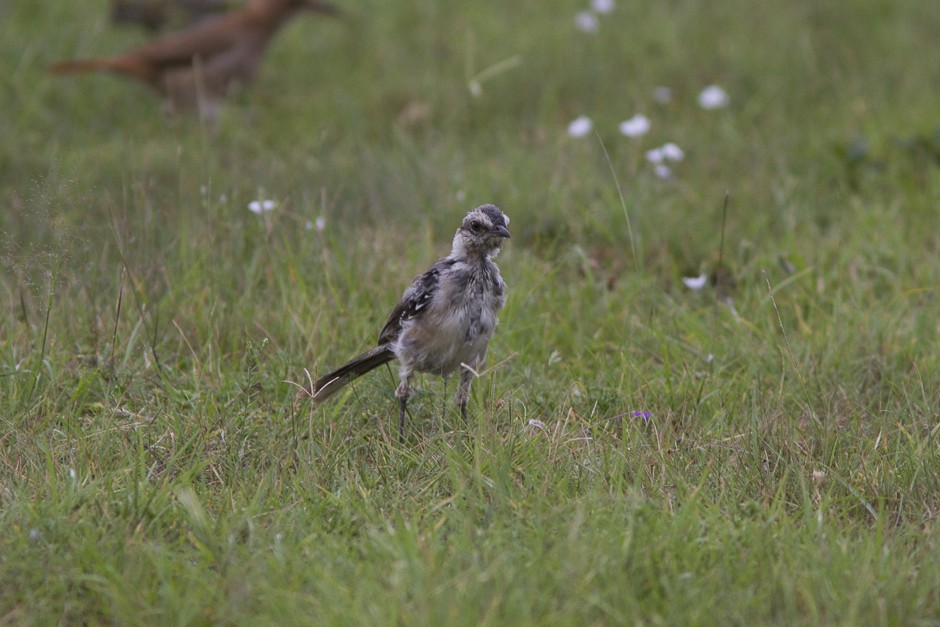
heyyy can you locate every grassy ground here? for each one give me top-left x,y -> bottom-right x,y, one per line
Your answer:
2,0 -> 939,623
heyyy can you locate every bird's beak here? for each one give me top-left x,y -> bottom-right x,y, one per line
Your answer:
495,225 -> 511,239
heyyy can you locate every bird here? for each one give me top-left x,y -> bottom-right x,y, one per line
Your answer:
50,0 -> 339,118
311,204 -> 511,441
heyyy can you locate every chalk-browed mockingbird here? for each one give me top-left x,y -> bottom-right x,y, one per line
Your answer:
311,204 -> 510,440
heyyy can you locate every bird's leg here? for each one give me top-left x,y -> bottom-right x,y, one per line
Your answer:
395,367 -> 413,443
456,365 -> 475,424
398,397 -> 407,443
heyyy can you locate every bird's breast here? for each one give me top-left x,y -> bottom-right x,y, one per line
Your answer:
395,263 -> 504,375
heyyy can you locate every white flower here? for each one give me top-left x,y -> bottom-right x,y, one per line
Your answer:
645,147 -> 664,163
591,0 -> 615,14
698,84 -> 729,109
618,114 -> 650,137
646,143 -> 683,163
315,216 -> 326,232
575,11 -> 599,33
682,274 -> 708,290
248,199 -> 276,214
660,142 -> 684,161
653,86 -> 673,103
567,115 -> 593,138
653,164 -> 673,179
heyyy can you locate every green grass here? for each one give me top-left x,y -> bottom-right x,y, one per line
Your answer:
2,0 -> 940,623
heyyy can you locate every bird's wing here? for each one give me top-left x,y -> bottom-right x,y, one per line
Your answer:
378,257 -> 456,345
131,13 -> 248,66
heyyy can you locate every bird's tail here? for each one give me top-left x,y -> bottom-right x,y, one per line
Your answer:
49,58 -> 115,75
311,344 -> 395,403
49,57 -> 155,81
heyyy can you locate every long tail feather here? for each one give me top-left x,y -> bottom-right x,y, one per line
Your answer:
49,57 -> 156,83
312,344 -> 395,403
49,59 -> 114,75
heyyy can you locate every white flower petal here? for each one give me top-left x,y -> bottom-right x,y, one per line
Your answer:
682,274 -> 708,290
653,164 -> 673,179
618,114 -> 650,137
575,11 -> 599,33
591,0 -> 615,14
645,147 -> 665,163
248,199 -> 276,214
698,84 -> 729,109
315,216 -> 326,232
661,142 -> 684,161
567,115 -> 594,138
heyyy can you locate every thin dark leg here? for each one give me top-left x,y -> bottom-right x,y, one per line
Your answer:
457,366 -> 474,425
396,370 -> 412,444
398,397 -> 407,443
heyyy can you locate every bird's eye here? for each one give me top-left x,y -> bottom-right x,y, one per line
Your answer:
469,220 -> 482,231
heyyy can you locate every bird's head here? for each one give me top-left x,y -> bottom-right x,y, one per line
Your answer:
453,204 -> 511,259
